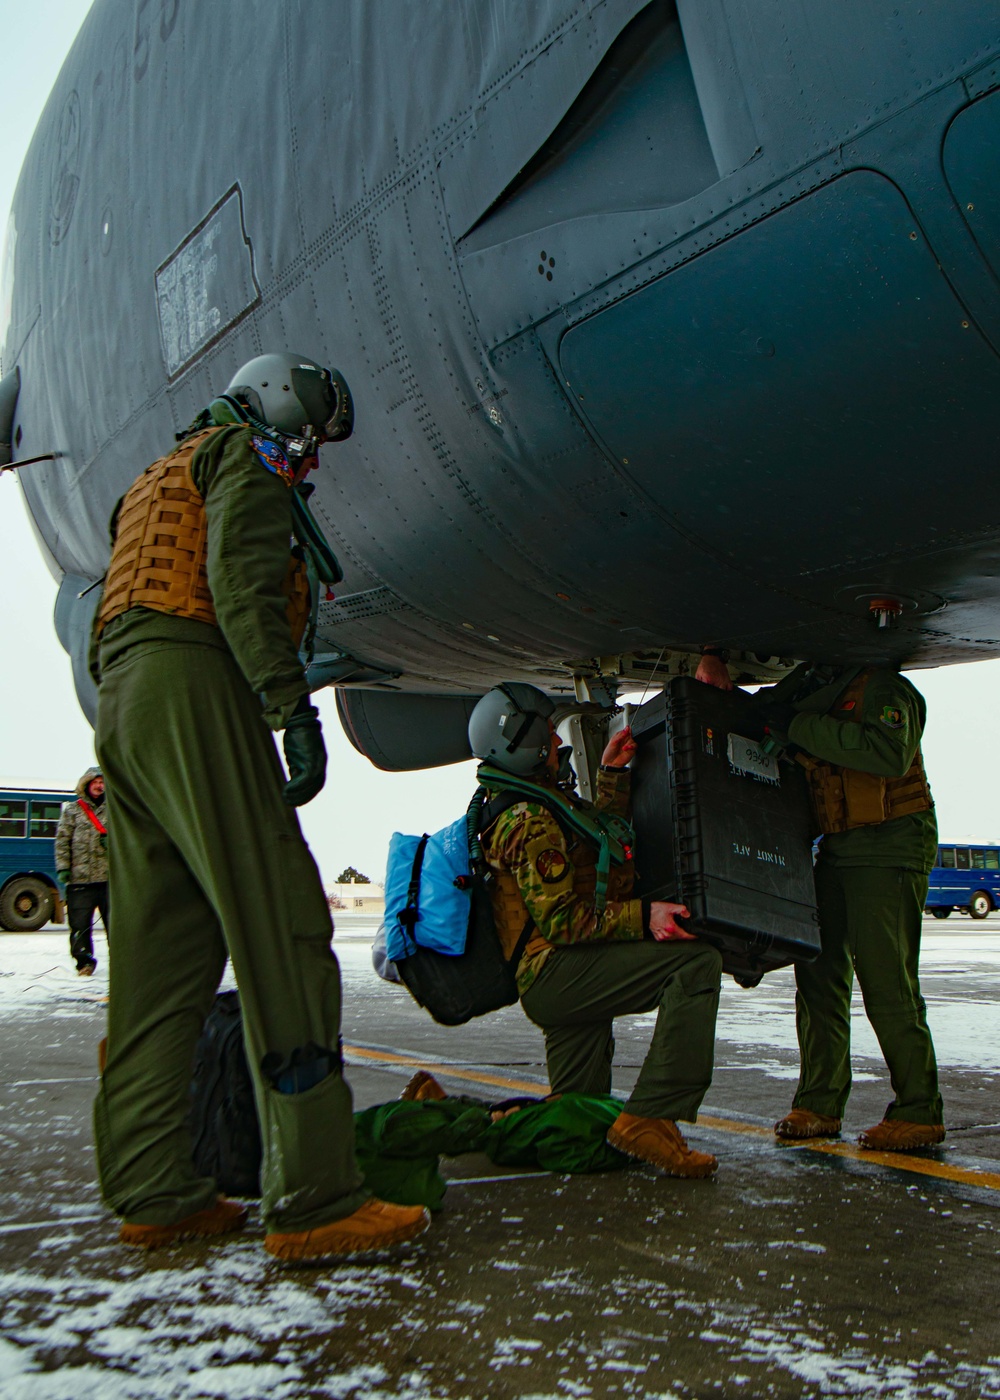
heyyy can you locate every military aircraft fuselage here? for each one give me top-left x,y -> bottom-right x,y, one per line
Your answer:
3,1 -> 1000,759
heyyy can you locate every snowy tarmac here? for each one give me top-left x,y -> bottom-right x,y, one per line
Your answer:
1,920 -> 999,1398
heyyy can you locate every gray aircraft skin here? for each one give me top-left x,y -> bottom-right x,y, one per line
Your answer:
3,0 -> 1000,767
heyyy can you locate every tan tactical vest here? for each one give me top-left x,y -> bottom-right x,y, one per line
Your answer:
482,802 -> 636,961
96,428 -> 311,646
797,671 -> 933,835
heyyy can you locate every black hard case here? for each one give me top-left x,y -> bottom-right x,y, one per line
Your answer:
630,677 -> 821,984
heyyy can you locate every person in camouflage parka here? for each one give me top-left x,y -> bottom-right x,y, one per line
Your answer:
55,766 -> 109,974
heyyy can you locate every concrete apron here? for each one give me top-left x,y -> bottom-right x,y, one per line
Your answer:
1,927 -> 999,1398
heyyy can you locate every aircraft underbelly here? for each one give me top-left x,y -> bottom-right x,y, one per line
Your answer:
559,170 -> 1000,592
945,88 -> 1000,290
9,0 -> 1000,713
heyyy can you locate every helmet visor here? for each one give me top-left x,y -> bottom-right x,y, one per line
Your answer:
291,365 -> 354,443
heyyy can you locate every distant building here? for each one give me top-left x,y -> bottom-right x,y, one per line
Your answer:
327,882 -> 385,913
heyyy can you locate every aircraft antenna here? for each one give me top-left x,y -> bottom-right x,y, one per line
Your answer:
0,453 -> 58,474
633,646 -> 666,713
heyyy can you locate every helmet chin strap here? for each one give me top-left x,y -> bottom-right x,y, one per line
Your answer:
556,745 -> 576,788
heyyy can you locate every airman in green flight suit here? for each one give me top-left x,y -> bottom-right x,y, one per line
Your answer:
91,352 -> 429,1261
468,683 -> 723,1179
699,652 -> 943,1152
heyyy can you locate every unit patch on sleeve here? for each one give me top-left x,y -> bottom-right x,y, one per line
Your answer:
536,848 -> 569,884
880,705 -> 906,729
250,434 -> 294,486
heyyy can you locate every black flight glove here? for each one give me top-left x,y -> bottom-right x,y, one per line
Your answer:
758,698 -> 798,749
759,699 -> 797,734
282,696 -> 327,806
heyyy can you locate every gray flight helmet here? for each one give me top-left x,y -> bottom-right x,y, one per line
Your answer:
468,683 -> 556,776
225,352 -> 354,442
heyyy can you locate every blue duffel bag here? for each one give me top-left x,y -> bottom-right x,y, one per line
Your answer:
384,817 -> 472,962
380,790 -> 533,1026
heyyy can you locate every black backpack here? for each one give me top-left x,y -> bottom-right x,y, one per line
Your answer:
394,789 -> 533,1027
188,990 -> 262,1197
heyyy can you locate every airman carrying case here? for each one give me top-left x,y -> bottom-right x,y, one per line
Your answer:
630,676 -> 821,985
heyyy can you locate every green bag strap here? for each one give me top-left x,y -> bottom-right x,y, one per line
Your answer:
291,489 -> 343,587
289,489 -> 344,667
475,765 -> 632,860
595,832 -> 611,916
475,765 -> 634,917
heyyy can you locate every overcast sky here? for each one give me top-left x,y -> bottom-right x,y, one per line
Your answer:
3,1 -> 1000,892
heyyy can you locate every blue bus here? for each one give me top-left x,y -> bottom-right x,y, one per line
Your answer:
0,787 -> 75,931
925,843 -> 1000,920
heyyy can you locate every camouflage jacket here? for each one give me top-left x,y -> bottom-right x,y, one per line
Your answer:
480,767 -> 644,995
54,767 -> 109,884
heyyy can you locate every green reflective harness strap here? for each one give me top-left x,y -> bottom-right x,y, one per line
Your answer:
290,490 -> 344,667
595,833 -> 611,916
475,764 -> 633,917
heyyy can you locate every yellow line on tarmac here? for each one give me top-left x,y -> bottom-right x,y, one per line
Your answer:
344,1044 -> 1000,1194
786,1136 -> 1000,1192
697,1113 -> 773,1139
343,1044 -> 546,1097
700,1113 -> 1000,1191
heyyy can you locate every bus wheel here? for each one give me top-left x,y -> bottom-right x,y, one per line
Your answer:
969,891 -> 992,921
930,907 -> 951,919
0,877 -> 54,932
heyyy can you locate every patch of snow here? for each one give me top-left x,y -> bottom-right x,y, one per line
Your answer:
0,1241 -> 436,1400
0,1336 -> 37,1380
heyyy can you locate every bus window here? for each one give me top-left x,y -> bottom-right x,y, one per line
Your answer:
956,849 -> 971,870
0,800 -> 27,838
939,848 -> 956,868
972,849 -> 987,870
988,851 -> 1000,871
29,802 -> 63,839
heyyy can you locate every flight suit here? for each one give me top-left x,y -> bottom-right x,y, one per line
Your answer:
771,664 -> 942,1125
480,767 -> 722,1122
92,423 -> 367,1232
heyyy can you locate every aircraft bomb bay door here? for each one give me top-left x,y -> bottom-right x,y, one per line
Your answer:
944,88 -> 1000,292
558,171 -> 1000,592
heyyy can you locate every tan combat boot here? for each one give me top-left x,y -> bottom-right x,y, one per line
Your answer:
607,1112 -> 718,1178
858,1120 -> 946,1151
120,1196 -> 248,1249
265,1198 -> 430,1262
774,1108 -> 842,1141
399,1070 -> 447,1102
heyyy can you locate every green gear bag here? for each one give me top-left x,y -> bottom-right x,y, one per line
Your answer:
352,1093 -> 628,1211
485,1093 -> 627,1173
352,1098 -> 491,1210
